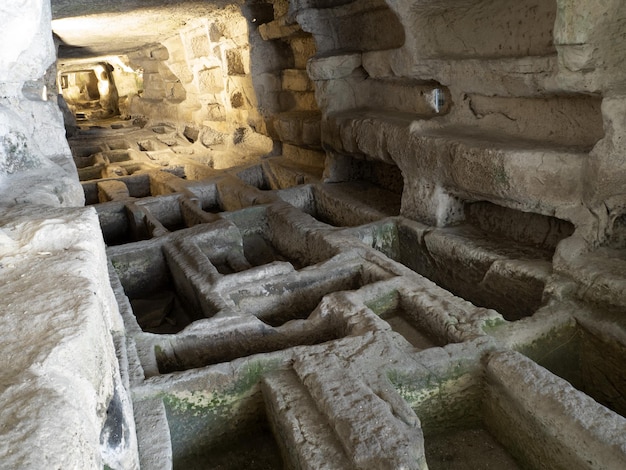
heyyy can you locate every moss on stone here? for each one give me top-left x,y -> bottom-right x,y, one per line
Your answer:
371,222 -> 399,257
493,163 -> 510,190
0,132 -> 42,175
229,359 -> 283,395
365,289 -> 399,316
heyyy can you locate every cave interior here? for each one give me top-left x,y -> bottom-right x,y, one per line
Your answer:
1,0 -> 626,469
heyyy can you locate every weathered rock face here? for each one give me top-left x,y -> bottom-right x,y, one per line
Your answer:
0,206 -> 138,470
297,0 -> 626,288
0,0 -> 83,208
0,0 -> 54,83
0,1 -> 136,469
2,0 -> 626,468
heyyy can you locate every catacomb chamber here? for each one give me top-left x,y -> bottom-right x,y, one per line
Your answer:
53,0 -> 626,467
3,0 -> 626,469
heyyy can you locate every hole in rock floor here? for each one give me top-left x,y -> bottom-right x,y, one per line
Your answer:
163,392 -> 283,470
218,233 -> 304,273
362,216 -> 556,321
231,265 -> 369,327
111,245 -> 201,333
380,308 -> 438,350
130,290 -> 191,334
366,291 -> 444,350
425,427 -> 521,470
527,321 -> 626,419
97,203 -> 139,246
85,173 -> 152,205
237,165 -> 272,191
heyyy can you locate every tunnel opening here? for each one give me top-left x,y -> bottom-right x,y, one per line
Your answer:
58,62 -> 123,120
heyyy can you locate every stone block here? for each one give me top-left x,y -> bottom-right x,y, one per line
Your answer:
183,125 -> 200,143
149,46 -> 169,61
279,90 -> 318,111
259,18 -> 301,40
282,69 -> 314,91
307,53 -> 362,81
189,33 -> 210,59
226,48 -> 247,75
98,180 -> 131,202
197,67 -> 224,94
289,36 -> 317,69
167,61 -> 194,84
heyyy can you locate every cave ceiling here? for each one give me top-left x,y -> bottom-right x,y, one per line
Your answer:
51,0 -> 245,58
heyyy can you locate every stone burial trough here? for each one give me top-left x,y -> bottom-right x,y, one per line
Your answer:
55,107 -> 625,468
84,127 -> 626,469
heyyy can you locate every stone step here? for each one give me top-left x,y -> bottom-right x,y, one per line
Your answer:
258,15 -> 303,41
292,352 -> 425,469
566,248 -> 626,310
315,181 -> 401,223
308,53 -> 448,115
361,216 -> 553,321
261,369 -> 352,470
282,68 -> 315,92
361,54 -> 558,97
421,224 -> 553,321
282,142 -> 326,168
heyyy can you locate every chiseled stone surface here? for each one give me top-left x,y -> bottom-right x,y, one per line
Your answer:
0,0 -> 54,83
262,369 -> 353,469
0,0 -> 82,209
485,350 -> 626,469
0,206 -> 137,469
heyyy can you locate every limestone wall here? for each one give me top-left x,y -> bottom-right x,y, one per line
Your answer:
125,7 -> 273,148
120,0 -> 325,168
0,1 -> 138,468
0,0 -> 83,207
295,0 -> 626,293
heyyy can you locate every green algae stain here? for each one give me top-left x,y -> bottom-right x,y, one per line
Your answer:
162,358 -> 283,417
493,163 -> 510,191
365,290 -> 399,316
480,316 -> 506,334
388,368 -> 482,433
230,359 -> 283,395
371,222 -> 400,257
161,358 -> 284,467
